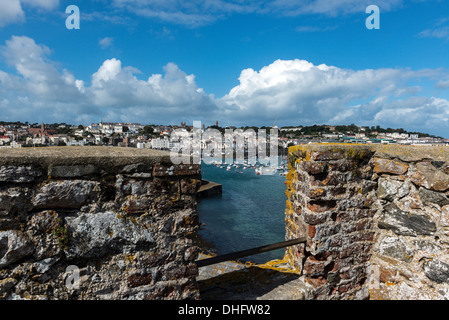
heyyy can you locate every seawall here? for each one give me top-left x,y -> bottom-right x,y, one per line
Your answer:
285,143 -> 449,299
0,147 -> 201,300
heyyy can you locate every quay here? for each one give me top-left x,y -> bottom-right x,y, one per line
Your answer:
197,179 -> 222,197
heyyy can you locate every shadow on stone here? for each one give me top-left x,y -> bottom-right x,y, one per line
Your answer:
198,265 -> 305,300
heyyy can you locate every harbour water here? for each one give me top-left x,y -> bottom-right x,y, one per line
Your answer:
197,158 -> 288,264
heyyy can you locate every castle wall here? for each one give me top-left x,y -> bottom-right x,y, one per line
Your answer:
285,144 -> 449,299
0,147 -> 201,300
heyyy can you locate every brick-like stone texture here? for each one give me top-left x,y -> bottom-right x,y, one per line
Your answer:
285,144 -> 449,300
0,147 -> 201,300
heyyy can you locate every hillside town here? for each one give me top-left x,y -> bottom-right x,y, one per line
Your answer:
0,121 -> 447,150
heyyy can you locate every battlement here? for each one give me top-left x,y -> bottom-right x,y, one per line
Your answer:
285,143 -> 449,299
0,147 -> 201,300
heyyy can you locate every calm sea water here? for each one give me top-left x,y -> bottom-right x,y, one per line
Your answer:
197,160 -> 288,263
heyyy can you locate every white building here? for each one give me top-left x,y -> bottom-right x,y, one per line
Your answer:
0,136 -> 11,145
114,125 -> 123,134
151,137 -> 171,149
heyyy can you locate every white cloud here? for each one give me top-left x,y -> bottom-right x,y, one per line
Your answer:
88,58 -> 218,122
270,0 -> 404,16
0,36 -> 448,137
295,25 -> 337,32
1,36 -> 82,100
107,0 -> 406,26
419,27 -> 449,40
436,79 -> 449,89
21,0 -> 59,10
99,37 -> 114,49
373,97 -> 449,131
0,36 -> 217,124
217,59 -> 449,136
219,59 -> 413,121
0,0 -> 25,28
0,0 -> 59,28
418,15 -> 449,41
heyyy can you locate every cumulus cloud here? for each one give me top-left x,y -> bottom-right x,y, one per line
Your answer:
88,58 -> 217,116
1,35 -> 83,101
0,0 -> 59,28
217,59 -> 449,136
0,36 -> 90,123
0,0 -> 25,27
0,36 -> 448,137
218,59 -> 418,122
0,35 -> 217,124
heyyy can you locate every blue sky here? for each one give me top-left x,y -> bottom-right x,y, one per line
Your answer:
0,0 -> 449,137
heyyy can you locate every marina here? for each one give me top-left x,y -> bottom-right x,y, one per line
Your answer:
206,156 -> 289,176
196,157 -> 288,264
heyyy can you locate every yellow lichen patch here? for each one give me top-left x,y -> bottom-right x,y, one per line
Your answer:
309,188 -> 324,198
286,199 -> 292,210
124,254 -> 135,263
256,257 -> 301,274
183,215 -> 195,226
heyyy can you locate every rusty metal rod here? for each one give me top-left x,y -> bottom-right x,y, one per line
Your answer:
195,237 -> 307,268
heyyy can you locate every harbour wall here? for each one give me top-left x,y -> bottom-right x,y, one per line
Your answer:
0,147 -> 201,300
285,144 -> 449,299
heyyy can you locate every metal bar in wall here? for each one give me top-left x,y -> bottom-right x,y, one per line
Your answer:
195,237 -> 307,268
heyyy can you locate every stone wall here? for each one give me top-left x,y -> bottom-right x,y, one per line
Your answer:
0,147 -> 201,300
285,144 -> 449,300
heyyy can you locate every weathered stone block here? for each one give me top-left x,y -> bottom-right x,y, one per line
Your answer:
307,200 -> 337,213
411,162 -> 449,192
0,230 -> 33,268
328,159 -> 356,172
308,187 -> 325,199
0,278 -> 17,295
423,259 -> 449,284
419,188 -> 449,207
377,178 -> 409,201
127,273 -> 153,288
373,158 -> 408,175
117,177 -> 156,197
300,161 -> 328,174
29,210 -> 59,233
378,203 -> 436,237
122,196 -> 152,215
65,211 -> 155,259
121,163 -> 152,174
180,178 -> 201,195
33,180 -> 99,209
0,147 -> 201,300
303,208 -> 332,225
0,165 -> 42,183
153,164 -> 200,177
0,187 -> 32,216
49,164 -> 98,178
304,256 -> 329,277
378,236 -> 413,262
